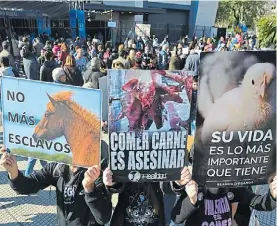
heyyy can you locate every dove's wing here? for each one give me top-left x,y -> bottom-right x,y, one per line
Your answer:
198,52 -> 258,118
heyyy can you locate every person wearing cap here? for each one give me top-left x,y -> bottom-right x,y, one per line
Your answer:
52,67 -> 67,84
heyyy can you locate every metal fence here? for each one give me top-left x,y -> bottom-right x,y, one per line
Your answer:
194,25 -> 212,38
116,20 -> 189,43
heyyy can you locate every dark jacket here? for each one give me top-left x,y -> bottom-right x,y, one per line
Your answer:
63,66 -> 84,87
21,46 -> 40,80
171,187 -> 276,226
9,141 -> 112,226
40,60 -> 57,82
107,182 -> 173,226
83,68 -> 104,89
184,52 -> 200,76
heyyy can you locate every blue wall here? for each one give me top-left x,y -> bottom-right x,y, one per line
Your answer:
189,0 -> 199,37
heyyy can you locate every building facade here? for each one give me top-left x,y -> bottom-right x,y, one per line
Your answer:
0,0 -> 219,43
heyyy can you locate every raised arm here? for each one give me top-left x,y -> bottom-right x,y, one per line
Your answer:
82,166 -> 112,225
0,149 -> 57,195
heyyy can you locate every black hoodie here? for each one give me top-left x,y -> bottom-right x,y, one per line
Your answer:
171,187 -> 276,226
8,141 -> 112,226
107,182 -> 174,226
40,60 -> 57,82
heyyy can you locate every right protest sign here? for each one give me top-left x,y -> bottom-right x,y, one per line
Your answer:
192,51 -> 276,187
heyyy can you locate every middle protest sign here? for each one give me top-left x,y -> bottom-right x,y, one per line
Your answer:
2,77 -> 102,167
192,51 -> 276,187
109,70 -> 194,182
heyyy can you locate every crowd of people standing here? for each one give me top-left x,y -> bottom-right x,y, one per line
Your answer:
0,29 -> 276,226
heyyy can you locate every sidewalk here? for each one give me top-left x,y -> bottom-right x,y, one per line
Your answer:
0,156 -> 57,226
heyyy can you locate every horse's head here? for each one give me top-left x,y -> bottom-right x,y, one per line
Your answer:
33,93 -> 69,142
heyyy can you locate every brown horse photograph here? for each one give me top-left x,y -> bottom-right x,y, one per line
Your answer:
33,91 -> 101,167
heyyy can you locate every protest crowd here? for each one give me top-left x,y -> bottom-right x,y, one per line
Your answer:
0,21 -> 276,226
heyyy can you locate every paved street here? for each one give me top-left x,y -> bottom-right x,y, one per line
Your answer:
0,156 -> 57,226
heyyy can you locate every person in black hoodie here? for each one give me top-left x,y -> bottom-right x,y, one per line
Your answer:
103,167 -> 190,226
171,168 -> 277,226
40,50 -> 57,82
0,142 -> 112,226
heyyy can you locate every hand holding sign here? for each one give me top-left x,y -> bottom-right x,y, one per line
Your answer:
0,147 -> 18,180
185,180 -> 198,205
176,166 -> 192,186
103,168 -> 116,187
269,175 -> 277,199
82,165 -> 100,193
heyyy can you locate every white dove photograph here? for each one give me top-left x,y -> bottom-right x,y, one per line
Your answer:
192,51 -> 276,188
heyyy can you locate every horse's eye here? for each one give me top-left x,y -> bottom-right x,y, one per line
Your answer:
45,112 -> 52,118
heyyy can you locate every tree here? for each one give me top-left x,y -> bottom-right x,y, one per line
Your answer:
215,0 -> 269,27
257,14 -> 276,48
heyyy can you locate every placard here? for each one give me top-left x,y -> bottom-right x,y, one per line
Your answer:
2,77 -> 102,167
192,51 -> 276,187
109,70 -> 193,182
135,24 -> 151,38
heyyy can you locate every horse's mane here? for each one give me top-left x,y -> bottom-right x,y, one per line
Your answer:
48,91 -> 100,130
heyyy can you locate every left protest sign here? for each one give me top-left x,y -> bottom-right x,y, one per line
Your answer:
1,77 -> 102,167
109,69 -> 194,182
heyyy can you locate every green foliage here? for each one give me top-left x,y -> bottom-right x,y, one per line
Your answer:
12,148 -> 72,164
216,0 -> 269,27
257,14 -> 276,48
